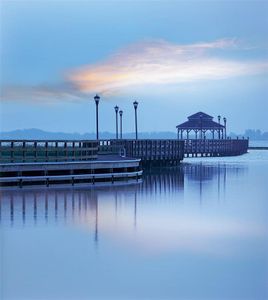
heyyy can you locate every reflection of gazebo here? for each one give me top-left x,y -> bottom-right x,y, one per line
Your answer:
176,112 -> 226,140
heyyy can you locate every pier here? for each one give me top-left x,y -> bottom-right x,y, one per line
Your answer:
0,140 -> 99,163
183,139 -> 248,157
99,138 -> 248,159
176,111 -> 248,156
0,137 -> 248,188
0,140 -> 142,188
99,139 -> 185,166
0,112 -> 249,188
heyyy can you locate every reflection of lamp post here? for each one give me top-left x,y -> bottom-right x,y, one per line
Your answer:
114,105 -> 119,139
119,110 -> 123,139
133,101 -> 138,140
218,115 -> 221,139
94,94 -> 100,140
223,117 -> 227,139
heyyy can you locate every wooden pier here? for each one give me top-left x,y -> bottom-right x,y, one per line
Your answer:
183,139 -> 249,157
99,138 -> 248,159
99,139 -> 185,166
0,137 -> 248,188
0,138 -> 248,163
0,140 -> 142,188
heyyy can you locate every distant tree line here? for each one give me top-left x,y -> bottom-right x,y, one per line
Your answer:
1,128 -> 268,140
229,129 -> 268,140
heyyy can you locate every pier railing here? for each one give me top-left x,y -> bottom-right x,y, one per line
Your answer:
183,139 -> 248,156
99,139 -> 185,163
0,140 -> 98,163
0,138 -> 248,164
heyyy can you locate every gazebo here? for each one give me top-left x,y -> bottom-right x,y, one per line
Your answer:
176,112 -> 226,140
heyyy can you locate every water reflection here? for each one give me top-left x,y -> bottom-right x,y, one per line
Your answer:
0,163 -> 247,230
1,159 -> 267,300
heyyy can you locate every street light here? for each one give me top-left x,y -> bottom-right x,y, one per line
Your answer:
133,101 -> 138,140
94,94 -> 100,140
223,117 -> 227,139
114,105 -> 119,139
119,110 -> 123,139
218,115 -> 221,139
199,115 -> 203,139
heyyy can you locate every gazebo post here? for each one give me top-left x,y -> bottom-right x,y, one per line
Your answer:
180,130 -> 183,140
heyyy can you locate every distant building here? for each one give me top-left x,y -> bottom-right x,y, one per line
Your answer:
176,112 -> 226,139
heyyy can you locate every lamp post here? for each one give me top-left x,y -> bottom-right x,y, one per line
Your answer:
119,110 -> 123,139
218,115 -> 221,139
114,105 -> 119,139
199,115 -> 203,139
133,101 -> 138,140
94,94 -> 100,140
223,117 -> 227,139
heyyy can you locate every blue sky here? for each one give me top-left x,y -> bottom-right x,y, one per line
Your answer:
1,0 -> 268,134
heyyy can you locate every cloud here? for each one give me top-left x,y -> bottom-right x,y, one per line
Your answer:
1,83 -> 86,103
68,38 -> 268,95
1,38 -> 268,102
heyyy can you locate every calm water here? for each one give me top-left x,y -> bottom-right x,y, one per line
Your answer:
0,150 -> 268,300
249,140 -> 268,147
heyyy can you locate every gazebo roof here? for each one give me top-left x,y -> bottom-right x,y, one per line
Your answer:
188,112 -> 213,120
176,112 -> 224,130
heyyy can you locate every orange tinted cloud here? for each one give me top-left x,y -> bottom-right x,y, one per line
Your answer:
2,39 -> 268,102
68,38 -> 268,95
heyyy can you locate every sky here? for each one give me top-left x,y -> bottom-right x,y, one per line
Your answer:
1,0 -> 268,134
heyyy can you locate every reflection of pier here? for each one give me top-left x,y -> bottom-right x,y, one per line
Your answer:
183,162 -> 247,202
183,163 -> 246,182
0,168 -> 185,228
0,163 -> 248,230
0,189 -> 99,234
141,168 -> 184,196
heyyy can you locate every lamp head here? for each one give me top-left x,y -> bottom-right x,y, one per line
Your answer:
133,101 -> 138,109
119,110 -> 123,116
114,105 -> 119,113
94,94 -> 100,104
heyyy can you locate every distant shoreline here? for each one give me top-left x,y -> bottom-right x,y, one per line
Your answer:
249,147 -> 268,150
